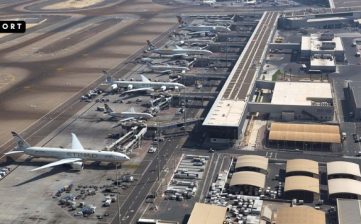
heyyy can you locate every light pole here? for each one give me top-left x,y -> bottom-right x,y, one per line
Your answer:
116,164 -> 121,223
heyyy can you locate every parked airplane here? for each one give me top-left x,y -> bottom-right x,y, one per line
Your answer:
205,15 -> 235,24
186,31 -> 216,38
146,40 -> 213,56
146,62 -> 190,74
5,132 -> 130,171
105,73 -> 186,92
104,104 -> 153,121
182,24 -> 231,32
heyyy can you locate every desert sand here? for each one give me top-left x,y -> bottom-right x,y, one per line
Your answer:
43,0 -> 104,10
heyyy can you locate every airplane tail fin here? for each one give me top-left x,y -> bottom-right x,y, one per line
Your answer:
104,104 -> 113,113
187,58 -> 197,67
71,133 -> 84,150
146,40 -> 155,50
104,71 -> 113,84
177,16 -> 183,24
129,107 -> 136,113
140,75 -> 151,83
11,131 -> 30,150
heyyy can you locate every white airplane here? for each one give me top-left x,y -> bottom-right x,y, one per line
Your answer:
205,15 -> 235,24
147,40 -> 213,56
186,31 -> 216,38
5,132 -> 130,171
104,104 -> 153,121
105,73 -> 185,92
146,63 -> 190,74
182,24 -> 231,32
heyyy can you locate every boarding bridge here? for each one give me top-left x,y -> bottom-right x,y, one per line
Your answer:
105,127 -> 137,150
181,73 -> 228,80
147,118 -> 204,130
105,126 -> 147,152
209,42 -> 246,48
172,92 -> 217,101
121,126 -> 147,152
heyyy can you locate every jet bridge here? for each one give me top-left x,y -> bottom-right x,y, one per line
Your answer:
105,126 -> 147,152
147,118 -> 204,131
105,127 -> 137,151
121,126 -> 147,152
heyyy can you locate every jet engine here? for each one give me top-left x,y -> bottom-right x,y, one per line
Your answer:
128,84 -> 133,90
111,84 -> 118,90
71,161 -> 84,171
174,86 -> 179,91
160,86 -> 166,91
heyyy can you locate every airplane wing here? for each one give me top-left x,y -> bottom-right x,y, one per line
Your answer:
112,117 -> 135,128
160,70 -> 172,74
170,53 -> 188,58
123,87 -> 154,94
175,45 -> 183,49
5,151 -> 24,155
31,158 -> 82,171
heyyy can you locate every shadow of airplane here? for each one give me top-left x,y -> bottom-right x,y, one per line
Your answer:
12,160 -> 119,187
14,166 -> 72,187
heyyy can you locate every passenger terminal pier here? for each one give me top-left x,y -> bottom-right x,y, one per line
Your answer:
203,11 -> 279,142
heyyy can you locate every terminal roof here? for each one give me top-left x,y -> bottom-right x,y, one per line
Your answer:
348,82 -> 361,108
271,82 -> 332,106
276,206 -> 325,224
337,199 -> 361,224
187,203 -> 227,224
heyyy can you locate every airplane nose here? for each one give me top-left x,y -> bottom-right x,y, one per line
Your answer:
124,155 -> 130,160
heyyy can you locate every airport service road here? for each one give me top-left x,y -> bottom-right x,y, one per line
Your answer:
111,136 -> 184,224
182,147 -> 361,166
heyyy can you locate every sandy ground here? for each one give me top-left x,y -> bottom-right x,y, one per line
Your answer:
43,0 -> 104,10
0,8 -> 176,145
116,0 -> 169,12
0,67 -> 29,94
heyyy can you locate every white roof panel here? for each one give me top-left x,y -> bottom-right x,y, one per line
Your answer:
271,82 -> 332,106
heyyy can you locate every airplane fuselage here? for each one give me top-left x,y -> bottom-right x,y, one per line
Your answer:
25,147 -> 128,162
112,80 -> 185,90
150,65 -> 190,72
183,25 -> 230,32
153,48 -> 212,56
109,112 -> 153,119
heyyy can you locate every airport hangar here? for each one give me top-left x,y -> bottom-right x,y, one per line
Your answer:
202,12 -> 337,143
229,155 -> 268,196
327,161 -> 361,200
284,159 -> 320,203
